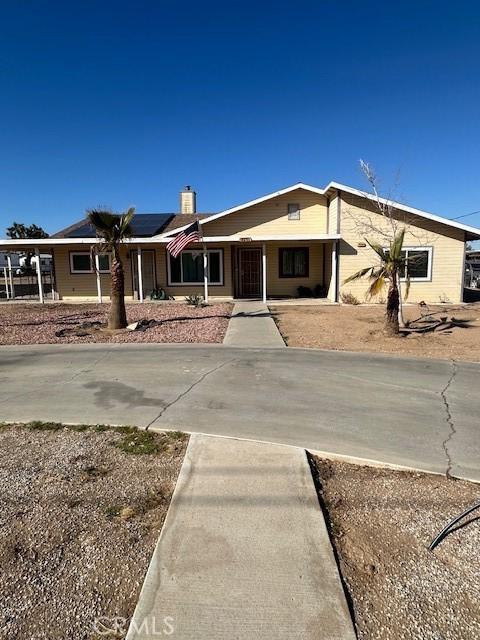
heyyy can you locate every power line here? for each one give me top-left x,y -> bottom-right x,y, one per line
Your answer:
449,209 -> 480,220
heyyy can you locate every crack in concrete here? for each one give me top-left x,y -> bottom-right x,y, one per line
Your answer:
145,358 -> 237,430
440,360 -> 458,479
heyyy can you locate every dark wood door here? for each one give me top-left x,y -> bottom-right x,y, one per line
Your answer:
238,248 -> 261,298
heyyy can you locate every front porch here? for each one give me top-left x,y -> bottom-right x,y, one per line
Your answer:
0,236 -> 341,304
166,238 -> 340,304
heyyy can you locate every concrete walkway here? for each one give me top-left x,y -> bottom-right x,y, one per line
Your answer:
223,301 -> 285,347
127,434 -> 355,639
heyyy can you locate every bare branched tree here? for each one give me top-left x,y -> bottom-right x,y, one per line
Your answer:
343,160 -> 432,335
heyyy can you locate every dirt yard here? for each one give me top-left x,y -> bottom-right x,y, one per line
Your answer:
271,303 -> 480,361
0,422 -> 188,640
0,302 -> 232,345
311,457 -> 480,640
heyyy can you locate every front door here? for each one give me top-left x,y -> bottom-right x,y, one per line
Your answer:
131,250 -> 156,299
238,248 -> 261,298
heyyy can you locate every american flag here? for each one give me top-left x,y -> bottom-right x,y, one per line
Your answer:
166,221 -> 202,258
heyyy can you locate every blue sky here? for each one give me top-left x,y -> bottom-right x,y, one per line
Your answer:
1,1 -> 480,236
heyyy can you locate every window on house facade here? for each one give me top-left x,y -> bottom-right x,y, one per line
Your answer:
97,254 -> 110,272
384,247 -> 432,281
70,252 -> 110,274
168,249 -> 223,285
287,203 -> 300,220
279,247 -> 309,278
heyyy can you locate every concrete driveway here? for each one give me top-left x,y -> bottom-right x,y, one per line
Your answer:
0,344 -> 478,480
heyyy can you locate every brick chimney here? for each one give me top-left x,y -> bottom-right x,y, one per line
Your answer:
180,185 -> 196,214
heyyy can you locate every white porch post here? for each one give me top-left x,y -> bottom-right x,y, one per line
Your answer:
35,248 -> 44,304
94,253 -> 102,303
137,247 -> 144,302
330,241 -> 338,302
6,255 -> 14,299
3,267 -> 10,299
262,242 -> 267,303
203,245 -> 209,303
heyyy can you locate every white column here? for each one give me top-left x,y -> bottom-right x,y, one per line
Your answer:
6,255 -> 14,299
137,247 -> 144,302
35,248 -> 44,304
330,241 -> 338,302
94,253 -> 102,303
262,243 -> 267,303
203,246 -> 209,303
3,267 -> 10,299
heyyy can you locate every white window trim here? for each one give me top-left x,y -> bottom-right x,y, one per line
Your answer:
70,251 -> 110,274
287,203 -> 301,221
167,249 -> 223,286
383,246 -> 433,282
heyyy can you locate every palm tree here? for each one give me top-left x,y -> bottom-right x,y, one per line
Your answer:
344,228 -> 410,336
87,208 -> 135,329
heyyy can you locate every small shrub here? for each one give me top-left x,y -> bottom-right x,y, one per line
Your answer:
69,424 -> 91,432
119,506 -> 136,521
27,420 -> 64,431
150,287 -> 167,301
93,424 -> 110,432
115,428 -> 162,455
166,430 -> 186,441
185,294 -> 204,307
340,291 -> 360,305
105,505 -> 121,518
313,284 -> 327,298
297,286 -> 313,298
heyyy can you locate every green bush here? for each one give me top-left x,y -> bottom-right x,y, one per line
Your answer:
185,294 -> 204,307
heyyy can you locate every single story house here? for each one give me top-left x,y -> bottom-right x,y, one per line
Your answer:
1,183 -> 480,304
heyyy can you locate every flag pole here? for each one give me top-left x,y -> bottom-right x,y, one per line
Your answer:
198,213 -> 208,304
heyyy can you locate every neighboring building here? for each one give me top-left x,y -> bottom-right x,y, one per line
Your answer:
0,251 -> 52,273
1,183 -> 479,303
465,250 -> 480,289
0,252 -> 21,270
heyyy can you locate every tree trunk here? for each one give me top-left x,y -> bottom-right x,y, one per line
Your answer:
396,271 -> 406,328
385,279 -> 400,336
109,256 -> 128,329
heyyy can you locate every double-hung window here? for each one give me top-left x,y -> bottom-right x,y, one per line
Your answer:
168,249 -> 223,285
279,247 -> 309,278
384,246 -> 433,281
70,252 -> 110,274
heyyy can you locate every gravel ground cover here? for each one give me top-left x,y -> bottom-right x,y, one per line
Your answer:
0,302 -> 232,345
0,422 -> 188,640
271,302 -> 480,361
311,456 -> 480,640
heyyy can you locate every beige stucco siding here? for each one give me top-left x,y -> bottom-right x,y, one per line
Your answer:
203,189 -> 328,236
338,193 -> 466,303
327,194 -> 340,235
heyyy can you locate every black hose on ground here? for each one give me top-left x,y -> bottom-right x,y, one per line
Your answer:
429,500 -> 480,551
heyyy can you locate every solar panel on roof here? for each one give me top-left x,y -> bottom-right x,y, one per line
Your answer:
65,214 -> 175,238
131,214 -> 174,236
68,223 -> 96,238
